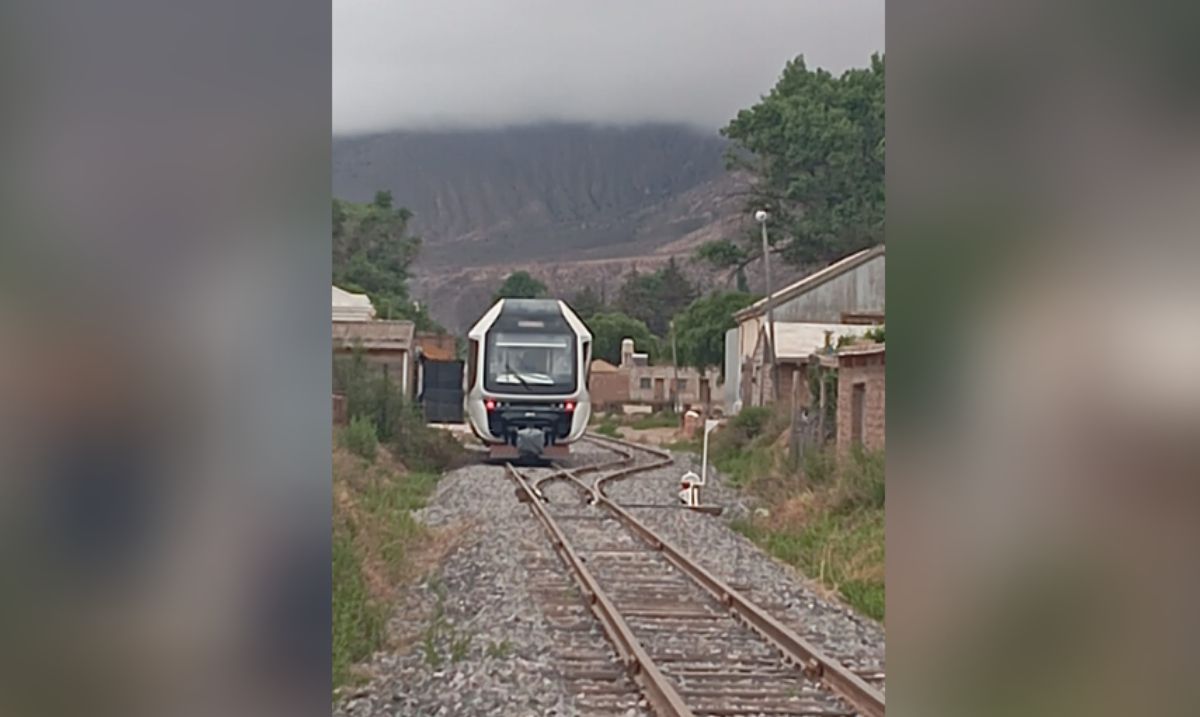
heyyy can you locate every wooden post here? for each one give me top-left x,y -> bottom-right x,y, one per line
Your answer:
789,365 -> 800,462
818,368 -> 827,444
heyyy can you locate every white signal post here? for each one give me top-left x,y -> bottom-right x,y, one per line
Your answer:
680,419 -> 721,507
701,418 -> 720,488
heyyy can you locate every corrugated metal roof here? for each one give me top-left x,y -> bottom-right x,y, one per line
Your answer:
758,322 -> 877,361
838,341 -> 885,357
332,285 -> 375,322
734,245 -> 885,322
332,320 -> 414,350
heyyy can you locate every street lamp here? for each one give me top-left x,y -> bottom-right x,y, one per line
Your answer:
670,318 -> 680,414
755,210 -> 778,401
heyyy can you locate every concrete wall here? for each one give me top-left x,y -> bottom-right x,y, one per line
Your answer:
836,352 -> 885,453
724,327 -> 740,411
626,364 -> 720,408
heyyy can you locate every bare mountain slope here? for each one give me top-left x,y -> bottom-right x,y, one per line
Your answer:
332,123 -> 755,331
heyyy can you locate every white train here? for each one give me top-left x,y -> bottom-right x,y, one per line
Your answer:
464,298 -> 592,461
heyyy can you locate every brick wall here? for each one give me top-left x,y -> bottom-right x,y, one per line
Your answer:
589,371 -> 630,408
836,351 -> 885,453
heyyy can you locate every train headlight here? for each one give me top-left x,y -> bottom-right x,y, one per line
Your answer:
564,401 -> 575,412
485,399 -> 496,411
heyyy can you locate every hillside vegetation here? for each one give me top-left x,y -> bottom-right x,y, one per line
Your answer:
333,123 -> 732,267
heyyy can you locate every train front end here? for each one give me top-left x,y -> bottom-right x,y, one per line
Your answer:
465,298 -> 592,461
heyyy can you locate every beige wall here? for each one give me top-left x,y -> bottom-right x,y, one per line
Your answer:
627,365 -> 720,407
591,363 -> 722,410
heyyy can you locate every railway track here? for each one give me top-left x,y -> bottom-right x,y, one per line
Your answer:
507,434 -> 886,717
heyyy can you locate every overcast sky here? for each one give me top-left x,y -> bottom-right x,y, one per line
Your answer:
333,1 -> 883,135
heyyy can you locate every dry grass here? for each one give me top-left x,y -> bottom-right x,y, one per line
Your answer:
332,443 -> 460,690
713,407 -> 886,621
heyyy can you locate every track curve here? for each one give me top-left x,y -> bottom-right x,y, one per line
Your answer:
508,434 -> 885,717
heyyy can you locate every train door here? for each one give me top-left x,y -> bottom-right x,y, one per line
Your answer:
421,358 -> 464,423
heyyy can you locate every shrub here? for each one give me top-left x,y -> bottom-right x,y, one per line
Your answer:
802,445 -> 837,486
340,415 -> 378,461
832,447 -> 885,512
729,405 -> 773,436
595,416 -> 621,438
628,411 -> 679,430
334,350 -> 463,472
391,402 -> 462,472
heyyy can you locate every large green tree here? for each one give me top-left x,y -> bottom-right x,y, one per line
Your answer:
615,258 -> 697,336
332,193 -> 438,330
493,271 -> 548,302
700,54 -> 884,270
586,312 -> 658,366
672,292 -> 758,375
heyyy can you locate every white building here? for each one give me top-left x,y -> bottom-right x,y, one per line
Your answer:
332,285 -> 376,322
725,245 -> 885,412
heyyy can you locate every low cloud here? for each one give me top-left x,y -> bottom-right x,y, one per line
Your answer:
334,0 -> 883,135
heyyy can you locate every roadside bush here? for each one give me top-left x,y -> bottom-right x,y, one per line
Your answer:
392,404 -> 463,472
335,350 -> 463,472
340,415 -> 378,461
832,447 -> 885,512
728,405 -> 773,437
594,416 -> 621,438
802,445 -> 837,486
628,411 -> 679,430
334,351 -> 408,441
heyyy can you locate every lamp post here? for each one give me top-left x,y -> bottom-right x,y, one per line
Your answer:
755,210 -> 778,401
670,319 -> 680,414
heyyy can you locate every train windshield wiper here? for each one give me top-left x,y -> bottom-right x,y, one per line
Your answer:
504,359 -> 535,391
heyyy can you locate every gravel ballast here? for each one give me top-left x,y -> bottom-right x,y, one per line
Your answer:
335,437 -> 884,716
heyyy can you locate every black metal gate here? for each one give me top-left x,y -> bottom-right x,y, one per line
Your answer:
420,358 -> 464,423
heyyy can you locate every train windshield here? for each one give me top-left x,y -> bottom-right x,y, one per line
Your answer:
485,331 -> 576,394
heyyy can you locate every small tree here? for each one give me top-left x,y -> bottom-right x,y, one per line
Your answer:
586,312 -> 659,365
372,190 -> 393,209
615,259 -> 697,336
493,271 -> 548,302
672,292 -> 757,377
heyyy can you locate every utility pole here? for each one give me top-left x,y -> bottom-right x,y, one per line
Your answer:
755,210 -> 778,402
670,319 -> 680,414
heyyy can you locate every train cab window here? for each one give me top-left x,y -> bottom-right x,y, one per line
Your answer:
485,332 -> 577,394
583,340 -> 592,383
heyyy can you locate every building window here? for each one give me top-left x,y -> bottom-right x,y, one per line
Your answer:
675,379 -> 688,391
639,377 -> 652,390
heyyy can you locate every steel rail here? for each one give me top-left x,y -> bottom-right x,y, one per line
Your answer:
506,463 -> 696,717
577,433 -> 887,717
532,441 -> 633,493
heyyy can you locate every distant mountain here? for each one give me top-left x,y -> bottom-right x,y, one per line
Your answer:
332,123 -> 758,331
